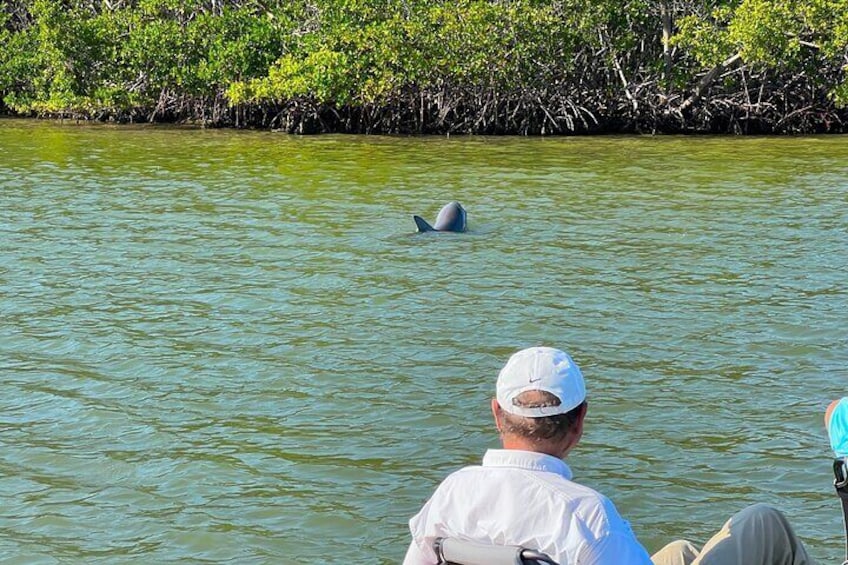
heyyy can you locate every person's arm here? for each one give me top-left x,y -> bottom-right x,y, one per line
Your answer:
827,397 -> 848,456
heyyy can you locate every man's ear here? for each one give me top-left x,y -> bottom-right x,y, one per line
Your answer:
557,401 -> 589,458
573,401 -> 588,439
491,398 -> 502,432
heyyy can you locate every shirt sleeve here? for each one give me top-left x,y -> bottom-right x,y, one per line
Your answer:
402,538 -> 434,565
578,530 -> 654,565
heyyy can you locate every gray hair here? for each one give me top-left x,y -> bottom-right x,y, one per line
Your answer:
500,390 -> 585,441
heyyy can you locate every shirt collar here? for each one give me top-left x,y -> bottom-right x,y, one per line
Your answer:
482,449 -> 573,480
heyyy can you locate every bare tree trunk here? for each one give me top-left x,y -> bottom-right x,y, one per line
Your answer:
600,28 -> 638,113
660,0 -> 673,86
678,52 -> 742,113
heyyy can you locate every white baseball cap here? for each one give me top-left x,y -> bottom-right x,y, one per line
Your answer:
496,347 -> 586,417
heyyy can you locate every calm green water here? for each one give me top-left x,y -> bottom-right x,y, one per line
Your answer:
1,118 -> 846,563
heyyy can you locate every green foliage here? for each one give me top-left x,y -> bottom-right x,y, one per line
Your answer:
729,0 -> 801,64
674,0 -> 848,106
674,7 -> 737,67
229,0 -> 586,107
1,0 -> 847,124
0,0 -> 294,115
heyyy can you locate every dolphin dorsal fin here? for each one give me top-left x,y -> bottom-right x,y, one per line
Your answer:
413,215 -> 435,232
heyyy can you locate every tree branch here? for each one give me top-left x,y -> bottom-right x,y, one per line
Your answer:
678,52 -> 742,113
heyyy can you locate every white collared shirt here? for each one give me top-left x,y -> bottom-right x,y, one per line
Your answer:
403,449 -> 652,565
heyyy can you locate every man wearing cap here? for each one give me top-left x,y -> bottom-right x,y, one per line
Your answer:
403,346 -> 817,565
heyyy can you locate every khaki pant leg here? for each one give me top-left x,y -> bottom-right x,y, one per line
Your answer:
652,540 -> 701,565
693,503 -> 818,565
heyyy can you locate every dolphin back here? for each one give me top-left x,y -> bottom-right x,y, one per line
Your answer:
413,215 -> 436,232
433,201 -> 467,232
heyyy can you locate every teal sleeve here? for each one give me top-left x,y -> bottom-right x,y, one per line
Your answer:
829,397 -> 848,457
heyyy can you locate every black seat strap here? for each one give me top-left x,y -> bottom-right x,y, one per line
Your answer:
833,458 -> 848,565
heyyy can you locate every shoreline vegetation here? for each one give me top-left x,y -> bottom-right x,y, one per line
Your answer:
1,0 -> 847,135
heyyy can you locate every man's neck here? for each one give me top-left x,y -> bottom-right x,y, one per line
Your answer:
500,436 -> 567,459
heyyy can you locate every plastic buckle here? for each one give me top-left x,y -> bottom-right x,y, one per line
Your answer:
433,538 -> 447,563
834,458 -> 848,490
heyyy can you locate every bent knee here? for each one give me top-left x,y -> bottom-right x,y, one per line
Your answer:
651,539 -> 700,565
663,539 -> 699,552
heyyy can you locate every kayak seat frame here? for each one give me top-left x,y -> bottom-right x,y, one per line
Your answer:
433,537 -> 559,565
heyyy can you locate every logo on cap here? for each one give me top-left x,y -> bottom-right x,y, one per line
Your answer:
496,346 -> 587,418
